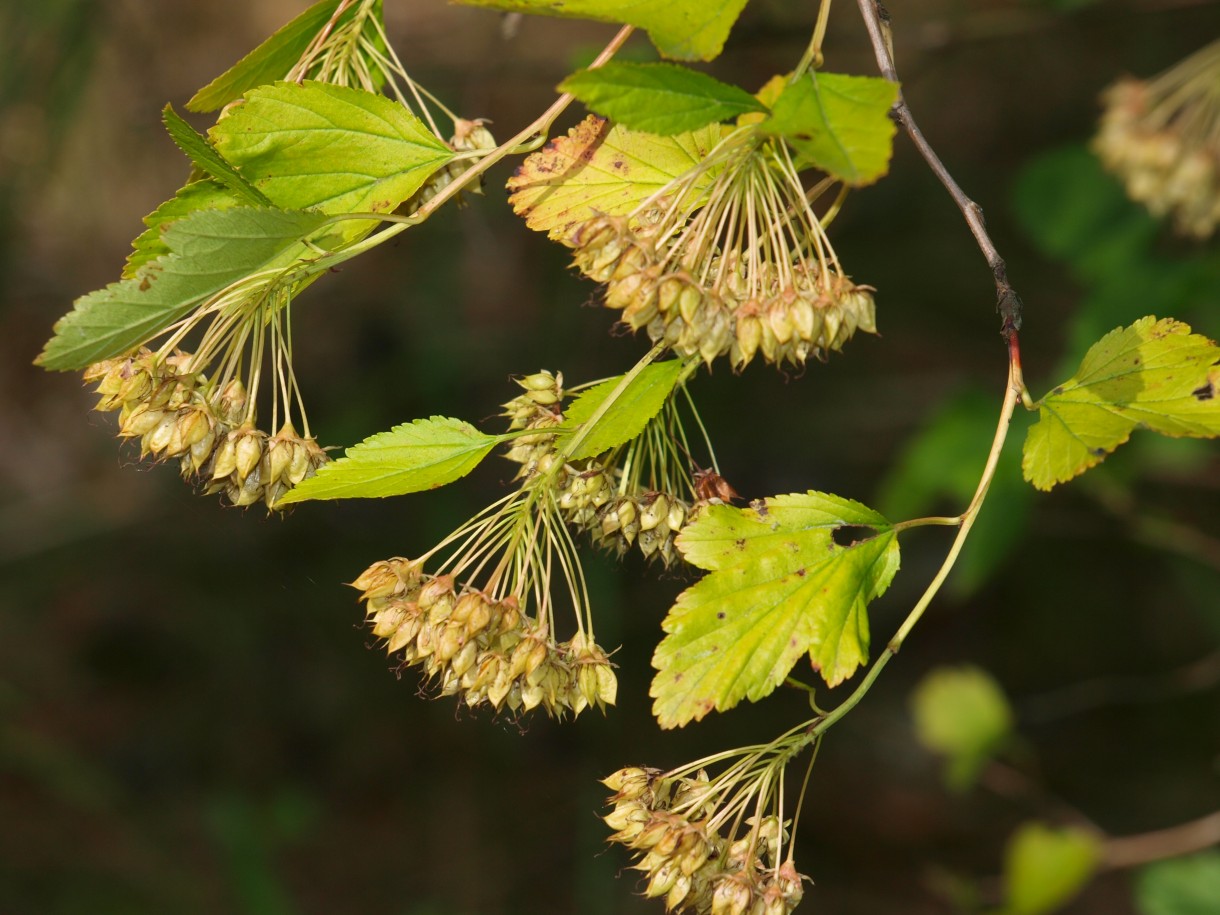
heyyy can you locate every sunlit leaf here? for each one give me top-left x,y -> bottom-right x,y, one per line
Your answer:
1137,851 -> 1220,915
187,0 -> 359,112
561,360 -> 687,459
211,81 -> 454,216
560,62 -> 765,135
162,104 -> 271,206
761,71 -> 899,185
38,208 -> 331,370
454,0 -> 749,61
1023,317 -> 1220,490
1001,822 -> 1100,915
507,115 -> 725,241
279,417 -> 503,503
910,665 -> 1014,791
651,492 -> 900,728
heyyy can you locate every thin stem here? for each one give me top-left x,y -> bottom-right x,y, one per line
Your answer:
812,358 -> 1022,739
855,0 -> 1024,344
1104,810 -> 1220,868
794,0 -> 835,76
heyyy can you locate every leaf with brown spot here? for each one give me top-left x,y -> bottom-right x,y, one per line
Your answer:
507,115 -> 725,242
650,492 -> 900,728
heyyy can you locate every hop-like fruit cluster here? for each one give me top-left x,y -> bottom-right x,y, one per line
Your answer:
85,348 -> 327,507
502,370 -> 564,477
570,133 -> 876,370
354,558 -> 616,718
1094,40 -> 1220,239
604,768 -> 806,914
594,490 -> 690,565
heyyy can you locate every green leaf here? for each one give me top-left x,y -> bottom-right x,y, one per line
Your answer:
508,115 -> 726,241
650,492 -> 900,728
1000,822 -> 1100,915
561,360 -> 686,460
454,0 -> 749,61
123,180 -> 242,279
38,208 -> 331,370
1023,317 -> 1220,491
162,105 -> 271,207
278,417 -> 502,503
560,62 -> 765,135
211,81 -> 454,216
187,0 -> 348,112
761,71 -> 899,186
1136,851 -> 1220,915
910,665 -> 1014,791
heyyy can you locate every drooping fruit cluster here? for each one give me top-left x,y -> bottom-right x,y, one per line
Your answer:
354,558 -> 616,718
604,767 -> 806,914
407,118 -> 498,210
501,371 -> 697,565
1094,39 -> 1220,239
85,348 -> 327,507
570,131 -> 876,370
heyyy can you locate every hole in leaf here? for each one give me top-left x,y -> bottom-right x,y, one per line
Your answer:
832,525 -> 876,548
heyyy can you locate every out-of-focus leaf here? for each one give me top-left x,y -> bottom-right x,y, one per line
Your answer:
560,62 -> 765,135
507,115 -> 725,241
279,417 -> 502,503
910,665 -> 1014,791
561,360 -> 687,459
1023,317 -> 1220,490
651,492 -> 900,727
1136,851 -> 1220,915
1000,822 -> 1100,915
453,0 -> 749,61
760,71 -> 898,185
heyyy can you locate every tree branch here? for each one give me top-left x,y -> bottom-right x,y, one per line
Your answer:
855,0 -> 1024,342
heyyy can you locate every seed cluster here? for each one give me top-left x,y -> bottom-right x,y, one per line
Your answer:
354,558 -> 616,717
573,214 -> 875,371
85,348 -> 327,507
604,768 -> 806,915
501,372 -> 694,565
408,119 -> 497,211
1094,42 -> 1220,239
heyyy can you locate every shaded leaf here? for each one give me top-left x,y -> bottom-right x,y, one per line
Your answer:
561,360 -> 687,460
187,0 -> 351,112
1001,822 -> 1100,915
211,81 -> 454,217
162,104 -> 271,206
123,180 -> 242,279
560,62 -> 765,135
454,0 -> 748,61
1023,317 -> 1220,490
38,208 -> 331,370
651,492 -> 900,728
1136,851 -> 1220,915
761,71 -> 899,185
910,665 -> 1014,791
507,115 -> 725,241
279,417 -> 502,503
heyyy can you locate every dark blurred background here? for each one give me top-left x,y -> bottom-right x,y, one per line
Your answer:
2,1 -> 1219,913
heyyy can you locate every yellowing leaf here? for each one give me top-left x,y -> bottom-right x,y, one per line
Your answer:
454,0 -> 749,61
761,71 -> 899,186
1023,317 -> 1220,490
650,492 -> 900,728
279,417 -> 502,503
211,81 -> 454,217
507,115 -> 725,242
